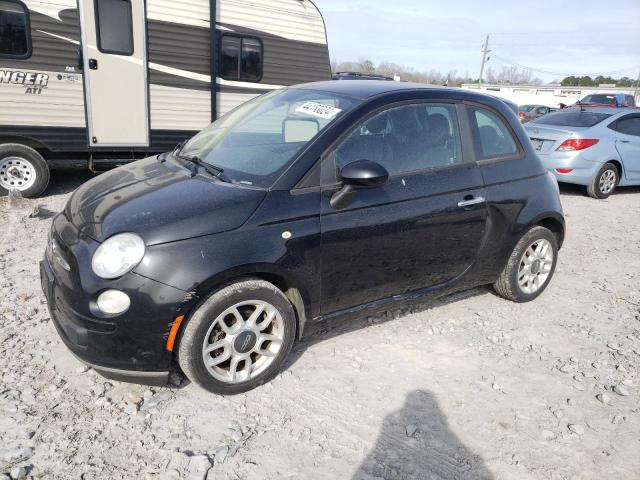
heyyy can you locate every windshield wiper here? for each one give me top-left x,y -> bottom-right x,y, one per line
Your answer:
175,152 -> 231,183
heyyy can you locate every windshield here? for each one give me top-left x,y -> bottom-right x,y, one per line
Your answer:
532,110 -> 612,127
519,105 -> 534,112
580,94 -> 616,105
178,88 -> 361,188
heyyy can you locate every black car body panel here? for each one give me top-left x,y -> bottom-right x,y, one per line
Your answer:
133,188 -> 323,321
66,156 -> 267,245
42,214 -> 187,375
41,81 -> 565,384
319,162 -> 487,313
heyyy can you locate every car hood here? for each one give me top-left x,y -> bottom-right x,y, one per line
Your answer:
65,156 -> 266,245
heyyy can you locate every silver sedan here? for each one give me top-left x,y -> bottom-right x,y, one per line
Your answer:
524,107 -> 640,198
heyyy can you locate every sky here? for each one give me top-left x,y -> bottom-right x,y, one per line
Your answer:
313,0 -> 640,83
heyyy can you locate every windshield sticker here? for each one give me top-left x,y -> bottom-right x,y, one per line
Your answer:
295,102 -> 342,120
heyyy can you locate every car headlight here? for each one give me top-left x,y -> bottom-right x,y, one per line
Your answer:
91,233 -> 145,279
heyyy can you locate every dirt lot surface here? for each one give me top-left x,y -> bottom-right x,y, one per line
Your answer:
1,171 -> 639,480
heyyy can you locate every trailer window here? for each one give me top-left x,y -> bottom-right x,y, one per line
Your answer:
95,0 -> 133,55
0,0 -> 31,59
220,35 -> 263,82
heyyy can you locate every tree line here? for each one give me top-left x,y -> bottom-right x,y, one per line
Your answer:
332,58 -> 638,88
560,75 -> 638,87
331,59 -> 543,85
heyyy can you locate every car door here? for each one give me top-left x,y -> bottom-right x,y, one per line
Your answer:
319,101 -> 488,315
612,114 -> 640,182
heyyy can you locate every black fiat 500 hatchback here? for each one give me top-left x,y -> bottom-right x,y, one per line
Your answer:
41,81 -> 565,394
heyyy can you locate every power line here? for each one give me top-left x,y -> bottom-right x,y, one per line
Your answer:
489,53 -> 640,78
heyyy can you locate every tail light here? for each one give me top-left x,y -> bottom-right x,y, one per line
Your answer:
518,112 -> 526,119
555,168 -> 573,174
556,139 -> 599,151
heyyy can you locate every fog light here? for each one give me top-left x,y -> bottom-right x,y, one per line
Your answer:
96,290 -> 131,315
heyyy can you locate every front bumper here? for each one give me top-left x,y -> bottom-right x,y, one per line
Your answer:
77,356 -> 170,386
41,214 -> 188,386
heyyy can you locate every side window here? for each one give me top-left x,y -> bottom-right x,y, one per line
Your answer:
330,103 -> 462,180
220,35 -> 263,82
535,107 -> 547,115
95,0 -> 133,55
615,117 -> 640,137
470,107 -> 519,159
0,0 -> 31,58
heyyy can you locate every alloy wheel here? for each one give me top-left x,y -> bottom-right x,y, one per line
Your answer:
201,301 -> 285,384
599,169 -> 616,195
517,239 -> 554,295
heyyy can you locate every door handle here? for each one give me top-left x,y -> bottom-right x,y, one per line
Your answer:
458,196 -> 486,208
89,58 -> 98,70
619,140 -> 630,143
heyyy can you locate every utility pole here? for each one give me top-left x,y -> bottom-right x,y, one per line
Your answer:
478,34 -> 490,85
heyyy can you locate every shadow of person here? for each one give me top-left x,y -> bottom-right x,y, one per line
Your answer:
353,390 -> 494,480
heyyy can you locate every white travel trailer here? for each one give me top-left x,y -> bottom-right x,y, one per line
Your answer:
0,0 -> 330,197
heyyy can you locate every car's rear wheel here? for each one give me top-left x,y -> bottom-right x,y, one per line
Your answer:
178,278 -> 296,395
494,226 -> 558,302
0,144 -> 50,198
587,162 -> 618,199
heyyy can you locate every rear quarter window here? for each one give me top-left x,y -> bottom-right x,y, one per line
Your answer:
613,116 -> 640,137
469,107 -> 519,159
533,111 -> 611,127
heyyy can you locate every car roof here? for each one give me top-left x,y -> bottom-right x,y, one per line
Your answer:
293,80 -> 442,99
563,106 -> 636,115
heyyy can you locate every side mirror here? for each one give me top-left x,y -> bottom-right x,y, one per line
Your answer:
330,159 -> 388,210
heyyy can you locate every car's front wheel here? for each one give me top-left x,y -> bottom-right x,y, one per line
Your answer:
178,278 -> 296,395
587,162 -> 618,199
494,226 -> 558,302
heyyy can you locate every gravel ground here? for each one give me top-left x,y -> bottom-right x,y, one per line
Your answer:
1,171 -> 639,480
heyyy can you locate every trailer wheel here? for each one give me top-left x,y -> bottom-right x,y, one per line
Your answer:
0,144 -> 50,198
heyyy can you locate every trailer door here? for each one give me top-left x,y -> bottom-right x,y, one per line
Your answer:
79,0 -> 149,146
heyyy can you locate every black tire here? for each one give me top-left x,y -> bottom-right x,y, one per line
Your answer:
178,278 -> 296,395
0,143 -> 50,198
493,226 -> 558,303
587,162 -> 618,199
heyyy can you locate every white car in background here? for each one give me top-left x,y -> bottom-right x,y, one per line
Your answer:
525,107 -> 640,198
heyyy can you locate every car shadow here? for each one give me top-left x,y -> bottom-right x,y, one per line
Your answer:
558,183 -> 589,197
45,169 -> 98,197
613,185 -> 640,196
559,182 -> 640,197
353,389 -> 494,480
285,286 -> 491,371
